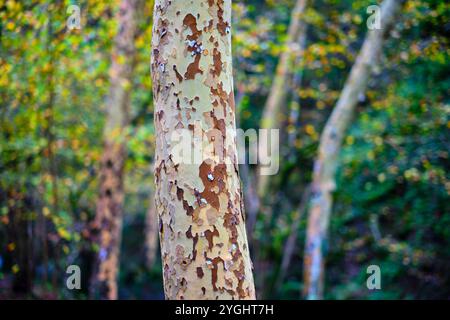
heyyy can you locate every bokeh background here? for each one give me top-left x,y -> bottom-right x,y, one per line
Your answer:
0,0 -> 449,299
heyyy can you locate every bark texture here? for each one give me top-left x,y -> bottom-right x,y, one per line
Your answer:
303,0 -> 403,300
151,0 -> 256,300
90,0 -> 140,300
258,0 -> 308,197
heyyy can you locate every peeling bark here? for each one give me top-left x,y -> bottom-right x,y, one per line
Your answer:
303,0 -> 403,300
151,0 -> 255,300
257,0 -> 308,197
90,0 -> 140,300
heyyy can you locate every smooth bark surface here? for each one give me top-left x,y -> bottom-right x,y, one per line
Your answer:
90,0 -> 140,300
151,0 -> 255,299
303,0 -> 403,300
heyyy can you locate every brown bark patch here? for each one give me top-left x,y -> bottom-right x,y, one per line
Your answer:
184,54 -> 203,80
208,256 -> 224,291
196,267 -> 204,279
211,111 -> 226,138
210,82 -> 229,115
216,0 -> 230,36
176,186 -> 194,216
234,261 -> 247,299
186,225 -> 199,260
204,226 -> 220,250
198,161 -> 227,211
182,14 -> 201,41
228,90 -> 235,112
173,65 -> 183,82
212,48 -> 222,77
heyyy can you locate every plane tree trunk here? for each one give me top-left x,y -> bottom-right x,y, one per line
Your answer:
151,0 -> 256,299
90,0 -> 140,300
257,0 -> 308,197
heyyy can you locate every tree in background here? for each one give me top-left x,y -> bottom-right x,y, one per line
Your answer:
257,0 -> 308,200
151,0 -> 256,299
90,0 -> 141,300
303,0 -> 404,300
144,186 -> 158,268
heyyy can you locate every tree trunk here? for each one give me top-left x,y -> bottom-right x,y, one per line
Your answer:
145,190 -> 159,268
90,0 -> 140,300
303,0 -> 403,300
257,0 -> 308,197
275,185 -> 310,291
287,30 -> 307,154
151,0 -> 256,300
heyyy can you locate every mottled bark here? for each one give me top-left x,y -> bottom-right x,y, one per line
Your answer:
151,0 -> 255,299
303,0 -> 403,300
258,0 -> 308,197
90,0 -> 140,300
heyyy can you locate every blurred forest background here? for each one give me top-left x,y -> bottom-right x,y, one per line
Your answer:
0,0 -> 449,299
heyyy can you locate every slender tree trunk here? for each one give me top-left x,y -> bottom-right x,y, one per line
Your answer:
151,0 -> 255,300
275,184 -> 310,291
303,0 -> 403,300
145,189 -> 158,268
257,0 -> 308,197
90,0 -> 140,300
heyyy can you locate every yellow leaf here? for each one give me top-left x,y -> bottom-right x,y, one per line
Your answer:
305,124 -> 315,136
43,207 -> 51,217
12,264 -> 20,274
7,242 -> 16,252
346,136 -> 354,145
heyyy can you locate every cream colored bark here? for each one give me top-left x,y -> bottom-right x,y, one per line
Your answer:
303,0 -> 403,300
151,0 -> 255,299
90,0 -> 140,300
258,0 -> 308,197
